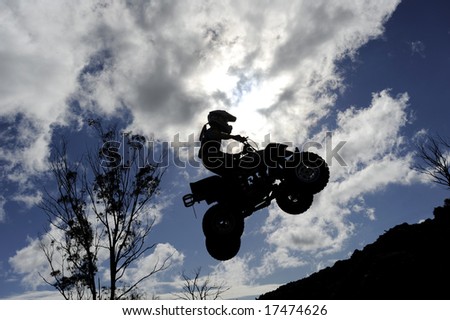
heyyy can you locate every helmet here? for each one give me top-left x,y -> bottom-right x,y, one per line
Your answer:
207,110 -> 236,134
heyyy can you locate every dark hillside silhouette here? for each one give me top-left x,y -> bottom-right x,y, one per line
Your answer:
259,199 -> 450,300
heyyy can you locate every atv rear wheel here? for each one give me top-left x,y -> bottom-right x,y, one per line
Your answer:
202,205 -> 244,238
276,190 -> 313,215
205,236 -> 241,261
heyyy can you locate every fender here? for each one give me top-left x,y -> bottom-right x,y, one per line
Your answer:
184,175 -> 224,206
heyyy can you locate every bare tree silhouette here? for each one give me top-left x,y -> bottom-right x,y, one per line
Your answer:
415,134 -> 450,189
39,120 -> 171,299
173,267 -> 229,300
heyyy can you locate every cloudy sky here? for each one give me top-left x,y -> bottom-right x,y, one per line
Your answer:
1,0 -> 450,299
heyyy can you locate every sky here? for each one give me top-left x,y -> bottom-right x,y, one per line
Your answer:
1,0 -> 450,299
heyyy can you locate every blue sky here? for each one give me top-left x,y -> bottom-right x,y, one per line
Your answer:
1,0 -> 450,299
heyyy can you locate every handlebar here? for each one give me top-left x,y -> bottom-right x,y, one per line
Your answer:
239,137 -> 259,154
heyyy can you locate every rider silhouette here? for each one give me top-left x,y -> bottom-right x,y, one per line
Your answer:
199,110 -> 245,177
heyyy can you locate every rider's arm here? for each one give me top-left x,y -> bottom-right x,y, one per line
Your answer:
222,133 -> 245,142
204,126 -> 245,143
212,130 -> 244,142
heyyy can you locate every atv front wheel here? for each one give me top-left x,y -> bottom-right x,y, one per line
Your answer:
288,152 -> 329,194
276,190 -> 313,215
202,205 -> 244,238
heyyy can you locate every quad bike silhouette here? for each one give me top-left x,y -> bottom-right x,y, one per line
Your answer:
183,137 -> 329,261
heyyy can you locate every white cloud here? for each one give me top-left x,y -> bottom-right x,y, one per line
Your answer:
0,0 -> 402,186
116,242 -> 185,299
12,191 -> 43,209
8,236 -> 49,290
5,290 -> 63,300
333,91 -> 409,169
257,90 -> 422,275
211,255 -> 255,287
0,1 -> 94,119
410,40 -> 426,58
0,196 -> 6,222
7,194 -> 177,294
0,1 -> 96,195
124,242 -> 185,284
9,231 -> 185,297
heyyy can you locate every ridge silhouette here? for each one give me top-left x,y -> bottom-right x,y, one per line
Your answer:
259,199 -> 450,300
